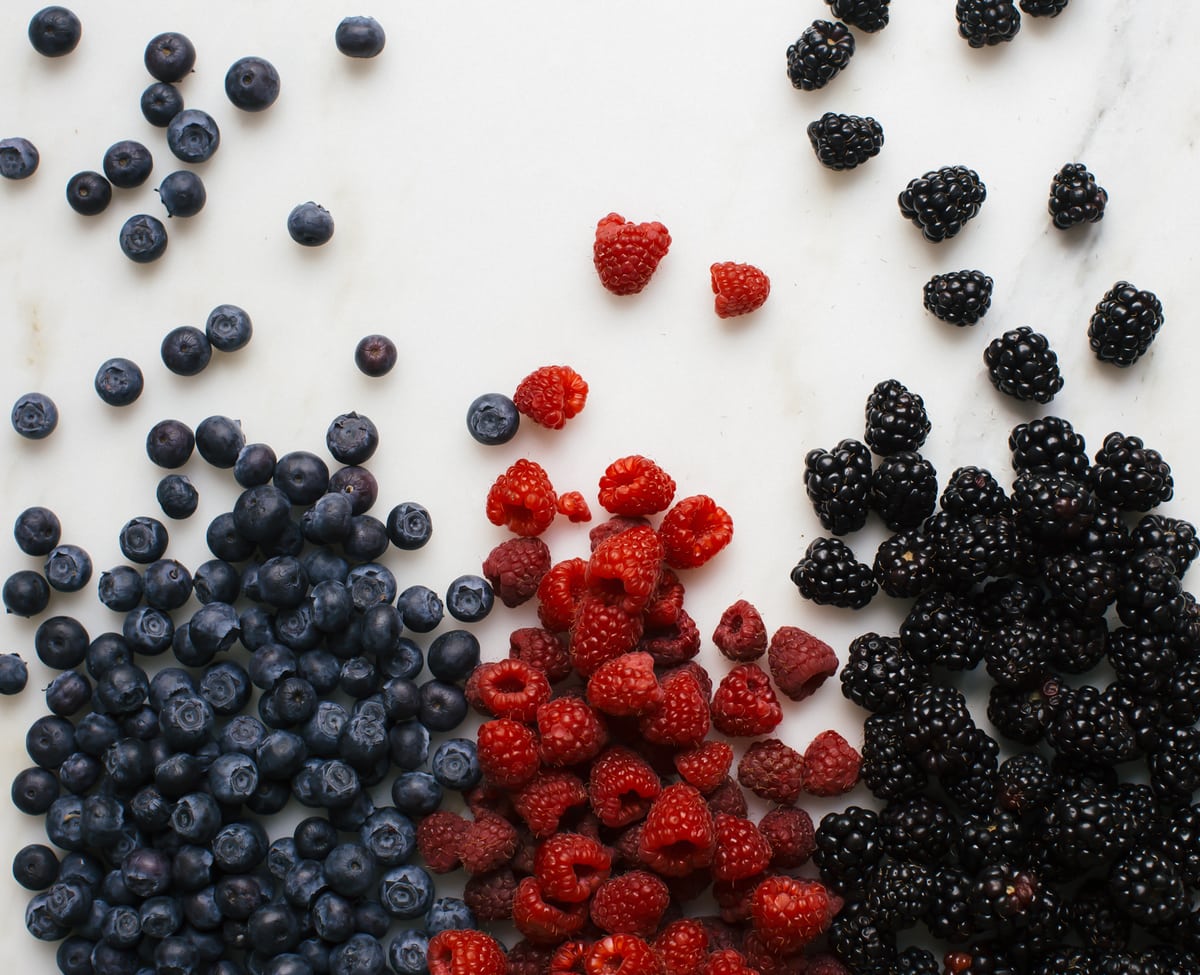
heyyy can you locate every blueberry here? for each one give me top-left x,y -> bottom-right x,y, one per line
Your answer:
226,56 -> 281,111
300,493 -> 353,546
212,820 -> 269,874
356,901 -> 391,940
288,202 -> 334,246
271,675 -> 317,725
360,808 -> 415,867
295,650 -> 339,696
195,415 -> 245,468
13,843 -> 59,891
139,894 -> 183,939
126,786 -> 171,834
335,16 -> 386,58
234,443 -> 277,487
161,325 -> 211,375
27,714 -> 77,769
389,769 -> 440,818
0,136 -> 39,179
291,817 -> 336,861
141,559 -> 193,611
378,865 -> 433,921
256,729 -> 307,780
158,170 -> 206,217
56,936 -> 95,975
155,474 -> 198,520
144,31 -> 195,82
119,214 -> 168,263
12,391 -> 59,439
396,585 -> 443,633
343,515 -> 389,562
166,109 -> 220,163
119,605 -> 174,656
35,614 -> 89,669
155,936 -> 200,975
94,357 -> 144,406
326,413 -> 379,465
274,451 -> 330,504
46,670 -> 91,715
199,660 -> 251,716
425,897 -> 474,935
118,517 -> 169,564
147,421 -> 196,472
45,543 -> 92,592
218,714 -> 265,757
141,82 -> 183,126
190,602 -> 242,656
66,170 -> 112,215
28,7 -> 81,57
205,512 -> 255,562
257,556 -> 309,609
312,889 -> 356,942
425,629 -> 479,683
60,752 -> 103,794
3,569 -> 51,617
386,931 -> 428,975
26,891 -> 70,941
103,140 -> 153,189
330,933 -> 385,975
12,765 -> 59,816
466,392 -> 520,445
231,485 -> 290,545
324,843 -> 378,899
430,739 -> 480,792
418,679 -> 468,732
192,560 -> 240,604
14,505 -> 61,556
386,503 -> 432,551
444,575 -> 494,624
205,303 -> 253,352
262,518 -> 305,559
0,651 -> 29,694
75,709 -> 121,751
266,955 -> 314,975
94,663 -> 149,716
353,334 -> 397,377
90,942 -> 139,975
170,792 -> 222,846
79,792 -> 124,846
297,939 -> 332,975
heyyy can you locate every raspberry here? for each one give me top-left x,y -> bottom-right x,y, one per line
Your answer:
586,523 -> 665,613
557,491 -> 592,522
712,600 -> 768,662
509,940 -> 558,975
591,515 -> 653,550
570,594 -> 645,676
537,696 -> 609,767
514,364 -> 589,430
586,934 -> 664,975
589,746 -> 663,828
611,820 -> 647,870
639,782 -> 717,877
737,739 -> 806,806
426,929 -> 508,975
465,780 -> 516,820
590,869 -> 672,936
742,932 -> 811,975
710,262 -> 771,319
477,718 -> 541,790
483,536 -> 553,608
674,741 -> 734,794
758,807 -> 816,869
710,663 -> 784,737
662,661 -> 713,702
463,867 -> 518,921
487,458 -> 558,536
639,609 -> 701,666
658,495 -> 733,569
766,626 -> 838,702
548,941 -> 589,974
643,568 -> 686,627
510,626 -> 573,683
639,668 -> 711,749
712,814 -> 773,883
593,212 -> 672,296
512,875 -> 589,944
801,730 -> 861,797
587,652 -> 664,717
701,949 -> 759,975
598,455 -> 678,516
533,832 -> 612,903
749,875 -> 833,954
705,776 -> 750,819
417,810 -> 469,873
514,770 -> 590,837
713,874 -> 763,925
460,810 -> 521,875
468,657 -> 552,722
537,558 -> 589,632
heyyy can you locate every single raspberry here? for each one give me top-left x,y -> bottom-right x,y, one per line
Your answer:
549,940 -> 589,975
468,657 -> 552,722
705,776 -> 750,819
639,609 -> 701,666
712,814 -> 773,883
643,568 -> 686,628
639,782 -> 717,877
460,810 -> 521,875
661,661 -> 713,702
570,595 -> 645,676
710,262 -> 771,319
712,600 -> 768,662
514,770 -> 590,838
653,920 -> 708,975
658,495 -> 734,569
509,940 -> 558,975
586,523 -> 665,613
426,929 -> 508,975
417,810 -> 469,873
758,807 -> 815,869
639,668 -> 711,749
710,663 -> 784,737
713,874 -> 764,925
610,820 -> 647,870
477,718 -> 541,790
483,536 -> 553,608
465,780 -> 517,820
590,870 -> 672,937
598,456 -> 678,517
701,949 -> 759,975
737,739 -> 805,806
801,730 -> 861,797
513,875 -> 589,944
766,626 -> 837,702
510,626 -> 573,684
487,458 -> 558,536
586,934 -> 664,975
750,875 -> 833,954
588,746 -> 663,828
537,696 -> 609,767
593,212 -> 672,296
533,832 -> 612,903
537,558 -> 589,632
674,741 -> 735,794
464,867 -> 518,921
587,652 -> 664,717
557,491 -> 593,522
590,515 -> 653,550
513,364 -> 589,430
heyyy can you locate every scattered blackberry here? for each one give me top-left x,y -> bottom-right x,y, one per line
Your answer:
1042,607 -> 1108,673
1147,724 -> 1200,805
899,588 -> 983,670
1116,550 -> 1185,635
863,378 -> 931,455
1158,658 -> 1200,726
827,900 -> 899,975
1044,684 -> 1138,766
1008,416 -> 1089,478
1105,626 -> 1177,695
1067,879 -> 1131,952
971,862 -> 1040,934
869,451 -> 938,531
813,806 -> 885,894
1104,681 -> 1167,755
923,269 -> 993,326
826,0 -> 890,32
986,677 -> 1066,745
984,326 -> 1064,403
790,536 -> 877,608
1028,949 -> 1099,975
1072,501 -> 1134,565
1130,513 -> 1200,577
973,575 -> 1043,629
1088,432 -> 1173,512
900,684 -> 977,776
807,112 -> 884,170
956,0 -> 1022,47
925,866 -> 977,944
873,529 -> 938,598
895,946 -> 940,975
1021,0 -> 1069,14
1043,552 -> 1117,620
898,165 -> 987,242
1048,162 -> 1107,230
959,809 -> 1029,872
1088,280 -> 1164,367
984,618 -> 1050,689
940,465 -> 1010,517
940,726 -> 1001,815
841,631 -> 927,714
1043,787 -> 1140,870
860,712 -> 928,801
1011,471 -> 1096,548
1109,848 -> 1188,928
803,437 -> 873,535
866,860 -> 935,931
932,512 -> 1016,587
1158,804 -> 1200,888
880,794 -> 958,865
786,20 -> 854,91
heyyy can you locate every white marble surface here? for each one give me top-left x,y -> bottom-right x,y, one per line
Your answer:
1,0 -> 1198,964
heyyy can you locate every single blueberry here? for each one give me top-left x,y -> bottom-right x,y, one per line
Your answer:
122,605 -> 175,655
59,752 -> 103,795
156,474 -> 199,519
74,709 -> 121,751
27,714 -> 78,769
330,933 -> 385,975
298,648 -> 342,694
212,820 -> 269,874
0,137 -> 40,179
118,516 -> 169,564
417,679 -> 467,732
353,334 -> 396,377
12,765 -> 60,815
343,515 -> 389,562
45,543 -> 92,592
381,677 -> 420,724
466,392 -> 520,445
356,901 -> 391,939
57,936 -> 95,975
287,202 -> 334,246
155,936 -> 200,975
205,304 -> 252,352
26,892 -> 70,941
128,786 -> 171,834
188,601 -> 241,655
79,792 -> 125,846
326,412 -> 379,465
13,843 -> 59,891
427,629 -> 480,682
300,492 -> 353,546
119,214 -> 168,263
360,808 -> 415,867
28,7 -> 81,57
261,518 -> 305,559
304,548 -> 349,586
148,667 -> 195,712
169,793 -> 222,845
46,670 -> 91,715
199,660 -> 252,715
257,556 -> 309,609
195,415 -> 245,468
166,109 -> 220,163
3,569 -> 51,617
144,31 -> 195,82
0,652 -> 29,694
425,897 -> 475,935
301,701 -> 348,756
386,502 -> 432,550
444,575 -> 494,624
386,931 -> 428,975
249,643 -> 298,690
256,729 -> 307,780
271,676 -> 317,726
161,325 -> 211,375
312,890 -> 355,943
12,391 -> 59,439
324,843 -> 377,899
139,894 -> 183,939
121,848 -> 172,899
192,560 -> 240,604
158,170 -> 206,218
265,837 -> 299,883
310,579 -> 352,634
66,170 -> 112,215
94,566 -> 141,620
225,56 -> 281,111
430,738 -> 480,792
94,357 -> 144,406
141,82 -> 183,126
103,140 -> 153,189
335,17 -> 386,58
206,512 -> 256,561
146,419 -> 196,467
275,451 -> 330,505
34,614 -> 89,669
396,585 -> 442,633
358,603 -> 402,658
378,865 -> 433,920
233,442 -> 276,487
14,505 -> 61,556
389,770 -> 441,819
141,559 -> 193,611
293,817 -> 338,861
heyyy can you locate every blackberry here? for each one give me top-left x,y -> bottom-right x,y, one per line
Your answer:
956,0 -> 1021,47
880,795 -> 958,864
1137,947 -> 1200,975
1043,552 -> 1117,620
807,111 -> 884,171
1104,681 -> 1166,754
1021,0 -> 1069,14
944,943 -> 1022,975
1067,879 -> 1131,952
1011,886 -> 1070,968
1130,514 -> 1200,576
860,712 -> 928,801
1028,950 -> 1099,975
1158,804 -> 1200,888
1088,280 -> 1164,367
925,866 -> 977,943
790,536 -> 877,608
803,438 -> 872,535
1011,471 -> 1096,548
863,378 -> 930,455
1116,550 -> 1185,635
827,900 -> 898,975
1158,658 -> 1200,726
932,512 -> 1016,587
1044,787 -> 1140,870
996,751 -> 1055,815
1072,501 -> 1134,565
900,684 -> 977,776
813,806 -> 885,894
1042,607 -> 1108,673
941,727 -> 1001,815
1049,162 -> 1107,230
1109,848 -> 1188,927
986,676 -> 1066,745
1008,415 -> 1089,478
1106,626 -> 1177,695
940,465 -> 1010,517
973,576 -> 1044,628
873,529 -> 938,598
895,946 -> 940,975
1147,724 -> 1200,805
924,268 -> 993,326
1088,432 -> 1173,512
785,20 -> 854,91
865,860 -> 934,931
898,165 -> 987,242
959,809 -> 1029,872
825,0 -> 890,32
984,326 -> 1064,403
869,451 -> 938,531
971,862 -> 1040,934
899,588 -> 983,670
984,619 -> 1050,689
1045,684 -> 1137,766
841,632 -> 927,714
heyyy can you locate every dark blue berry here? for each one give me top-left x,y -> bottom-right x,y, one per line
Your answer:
26,891 -> 69,941
324,842 -> 377,899
389,770 -> 440,817
378,865 -> 433,920
144,32 -> 195,83
330,933 -> 385,975
360,808 -> 415,867
0,651 -> 29,694
66,170 -> 112,215
353,334 -> 396,377
35,615 -> 89,669
0,137 -> 40,179
161,325 -> 211,375
328,465 -> 378,514
28,7 -> 81,57
158,170 -> 206,217
103,140 -> 153,189
312,889 -> 356,943
3,569 -> 51,617
157,474 -> 199,519
155,936 -> 200,975
199,660 -> 251,715
46,670 -> 91,715
74,709 -> 120,750
326,413 -> 379,465
119,214 -> 168,263
192,560 -> 240,604
13,843 -> 59,890
386,931 -> 428,975
94,358 -> 143,406
218,714 -> 265,756
387,722 -> 431,774
275,451 -> 330,505
417,679 -> 467,732
234,443 -> 277,487
291,817 -> 336,860
206,512 -> 255,561
287,202 -> 334,246
118,517 -> 169,564
14,505 -> 61,556
271,676 -> 318,725
139,894 -> 183,939
427,629 -> 480,683
12,391 -> 59,439
335,16 -> 386,58
226,56 -> 281,111
212,820 -> 269,873
27,714 -> 77,769
249,643 -> 298,690
257,556 -> 309,609
169,793 -> 222,845
121,847 -> 172,899
205,304 -> 253,352
396,585 -> 442,633
45,543 -> 93,592
301,493 -> 353,546
466,392 -> 520,445
140,82 -> 183,126
195,415 -> 245,468
444,576 -> 493,624
166,109 -> 220,163
141,559 -> 193,611
343,515 -> 389,562
59,752 -> 102,794
299,649 -> 342,694
256,729 -> 307,780
386,503 -> 433,551
339,658 -> 380,700
426,897 -> 474,935
12,765 -> 59,814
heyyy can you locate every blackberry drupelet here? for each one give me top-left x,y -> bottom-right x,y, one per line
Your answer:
901,684 -> 977,776
841,632 -> 927,714
826,0 -> 890,31
803,438 -> 873,535
880,794 -> 958,864
984,619 -> 1050,689
1088,280 -> 1164,367
1116,550 -> 1185,634
1021,0 -> 1069,13
869,451 -> 938,531
1109,848 -> 1188,928
924,269 -> 993,326
1009,415 -> 1089,478
899,165 -> 987,242
984,326 -> 1064,403
1044,684 -> 1138,766
866,860 -> 935,931
1043,553 -> 1117,620
925,866 -> 977,944
827,900 -> 899,974
807,112 -> 884,170
791,536 -> 878,608
956,0 -> 1021,47
813,806 -> 885,894
863,379 -> 931,455
940,465 -> 1010,517
1088,432 -> 1173,512
1012,471 -> 1096,548
786,20 -> 854,91
1049,162 -> 1107,230
860,712 -> 928,801
1130,513 -> 1200,576
899,588 -> 983,670
873,529 -> 938,598
959,809 -> 1029,872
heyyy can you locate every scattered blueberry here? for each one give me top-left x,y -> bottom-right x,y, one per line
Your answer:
195,414 -> 246,468
142,559 -> 192,612
444,574 -> 494,623
0,137 -> 39,181
386,502 -> 432,550
102,140 -> 153,189
2,570 -> 51,617
427,629 -> 481,683
140,82 -> 184,126
156,474 -> 199,519
12,844 -> 59,891
144,31 -> 196,82
146,419 -> 195,468
417,679 -> 467,732
11,392 -> 59,439
326,412 -> 379,465
45,670 -> 91,715
225,55 -> 281,111
329,465 -> 379,514
386,931 -> 429,975
274,451 -> 330,505
430,738 -> 480,792
118,516 -> 169,564
34,615 -> 89,669
206,304 -> 253,352
14,506 -> 61,556
97,565 -> 144,612
94,357 -> 144,406
0,652 -> 29,694
396,585 -> 443,633
335,16 -> 387,58
28,6 -> 81,57
465,392 -> 520,445
426,896 -> 475,935
344,515 -> 387,562
65,170 -> 111,215
166,109 -> 220,163
157,170 -> 206,217
287,202 -> 334,246
353,334 -> 397,377
161,325 -> 212,376
44,544 -> 92,592
119,214 -> 168,263
234,442 -> 277,487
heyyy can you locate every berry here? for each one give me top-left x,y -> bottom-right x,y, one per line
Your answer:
710,663 -> 783,737
786,20 -> 855,91
0,653 -> 29,695
587,523 -> 664,613
355,334 -> 398,376
1049,162 -> 1107,229
593,212 -> 672,295
826,0 -> 890,30
28,7 -> 81,57
638,668 -> 710,749
588,746 -> 662,828
158,169 -> 207,218
956,0 -> 1021,46
710,262 -> 770,318
533,832 -> 611,903
984,326 -> 1064,403
1009,416 -> 1089,477
458,812 -> 519,875
481,537 -> 552,609
426,929 -> 507,975
872,529 -> 937,598
587,652 -> 663,717
898,166 -> 987,242
803,438 -> 872,535
802,730 -> 860,796
639,783 -> 716,877
288,202 -> 334,246
570,595 -> 643,676
486,458 -> 558,536
475,719 -> 539,789
144,31 -> 195,82
1088,280 -> 1164,367
513,364 -> 588,430
712,599 -> 768,662
655,919 -> 709,975
749,875 -> 833,954
586,934 -> 664,975
536,696 -> 608,767
870,451 -> 938,530
864,379 -> 930,455
65,170 -> 111,215
590,870 -> 671,936
737,737 -> 805,805
509,626 -> 572,683
166,109 -> 220,163
535,558 -> 587,630
514,771 -> 589,837
94,358 -> 144,406
598,455 -> 677,516
674,741 -> 734,794
119,213 -> 168,263
807,112 -> 884,170
791,537 -> 877,609
1088,431 -> 1173,511
11,392 -> 59,440
226,55 -> 281,111
140,82 -> 183,126
658,495 -> 733,569
336,16 -> 386,58
711,814 -> 772,883
813,806 -> 884,894
759,806 -> 816,868
1021,0 -> 1069,13
103,139 -> 153,189
923,269 -> 993,326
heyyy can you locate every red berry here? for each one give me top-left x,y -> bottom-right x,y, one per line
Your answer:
537,558 -> 589,633
758,806 -> 816,869
749,875 -> 833,954
638,783 -> 716,877
468,658 -> 552,722
514,770 -> 590,838
537,696 -> 609,767
673,741 -> 734,794
710,663 -> 783,738
512,875 -> 589,944
588,746 -> 662,828
459,810 -> 521,875
741,932 -> 811,975
585,934 -> 665,975
477,718 -> 540,789
483,536 -> 553,608
804,955 -> 852,975
557,491 -> 593,522
701,949 -> 759,975
711,814 -> 773,883
704,776 -> 749,819
598,456 -> 678,516
639,608 -> 701,667
766,626 -> 838,702
639,668 -> 710,749
509,940 -> 558,975
654,918 -> 709,975
593,212 -> 672,296
417,810 -> 469,873
463,867 -> 518,921
548,941 -> 589,975
802,729 -> 861,797
426,929 -> 508,975
586,523 -> 665,614
642,568 -> 686,628
487,458 -> 558,536
710,262 -> 770,319
533,831 -> 613,903
712,600 -> 768,662
514,364 -> 589,430
590,869 -> 671,937
736,738 -> 806,806
658,495 -> 733,570
587,652 -> 664,717
713,874 -> 764,925
570,594 -> 645,677
509,626 -> 573,684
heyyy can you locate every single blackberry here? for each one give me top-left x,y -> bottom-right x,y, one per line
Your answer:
790,536 -> 877,608
873,529 -> 938,598
841,632 -> 927,714
986,676 -> 1066,745
803,437 -> 872,535
1043,552 -> 1118,620
1088,432 -> 1173,512
1021,0 -> 1069,14
863,378 -> 930,455
932,512 -> 1016,587
1106,626 -> 1177,695
1067,879 -> 1131,952
1109,848 -> 1188,928
1042,605 -> 1108,672
786,20 -> 854,91
807,112 -> 884,170
1072,502 -> 1134,565
900,684 -> 977,776
1116,550 -> 1185,635
895,946 -> 940,975
1045,684 -> 1137,766
925,866 -> 977,944
940,465 -> 1010,517
996,751 -> 1055,815
825,0 -> 890,31
1113,781 -> 1167,839
827,900 -> 898,975
1158,658 -> 1200,726
899,588 -> 983,670
860,712 -> 928,801
941,726 -> 1001,815
1104,681 -> 1166,755
973,575 -> 1043,629
1049,162 -> 1107,230
1130,514 -> 1200,577
924,268 -> 993,326
984,326 -> 1064,403
1008,416 -> 1089,478
1088,280 -> 1164,367
984,619 -> 1050,689
813,806 -> 885,895
971,862 -> 1040,934
1011,471 -> 1096,548
1158,804 -> 1200,888
1148,724 -> 1200,805
959,809 -> 1029,872
898,165 -> 987,242
869,451 -> 938,531
1043,787 -> 1140,870
880,794 -> 958,864
956,0 -> 1021,47
865,860 -> 935,931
